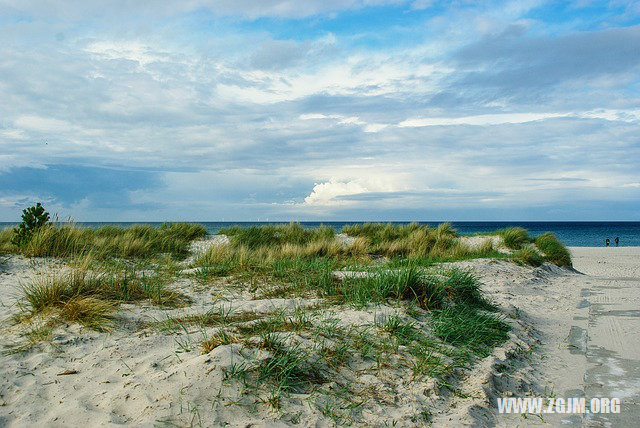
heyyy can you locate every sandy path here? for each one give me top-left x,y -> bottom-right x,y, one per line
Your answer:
501,247 -> 640,427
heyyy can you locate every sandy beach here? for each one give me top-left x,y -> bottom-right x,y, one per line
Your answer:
0,243 -> 638,427
484,246 -> 640,427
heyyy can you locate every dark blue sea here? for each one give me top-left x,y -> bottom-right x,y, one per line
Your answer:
1,221 -> 638,247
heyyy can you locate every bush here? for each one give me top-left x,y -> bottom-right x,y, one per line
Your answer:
535,232 -> 572,267
12,203 -> 50,247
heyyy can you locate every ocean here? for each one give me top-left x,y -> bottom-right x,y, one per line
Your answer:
1,221 -> 638,247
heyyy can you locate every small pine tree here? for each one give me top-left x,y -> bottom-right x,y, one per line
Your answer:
12,202 -> 50,247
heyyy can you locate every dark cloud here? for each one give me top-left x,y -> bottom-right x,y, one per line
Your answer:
454,24 -> 640,90
0,164 -> 162,207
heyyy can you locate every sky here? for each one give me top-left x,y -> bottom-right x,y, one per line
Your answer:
0,0 -> 639,222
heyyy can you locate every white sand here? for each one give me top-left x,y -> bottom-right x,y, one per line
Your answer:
482,246 -> 640,427
1,246 -> 638,426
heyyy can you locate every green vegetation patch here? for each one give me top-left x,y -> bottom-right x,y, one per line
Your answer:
535,232 -> 572,267
319,266 -> 494,310
1,222 -> 207,259
20,257 -> 187,330
431,305 -> 510,357
513,247 -> 545,267
497,227 -> 531,250
219,223 -> 335,249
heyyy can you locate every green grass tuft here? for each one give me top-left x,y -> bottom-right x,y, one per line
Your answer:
320,267 -> 493,310
257,337 -> 324,393
513,247 -> 544,267
431,305 -> 510,357
497,227 -> 531,250
21,257 -> 187,329
534,232 -> 572,267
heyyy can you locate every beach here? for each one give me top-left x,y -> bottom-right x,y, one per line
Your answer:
0,239 -> 638,426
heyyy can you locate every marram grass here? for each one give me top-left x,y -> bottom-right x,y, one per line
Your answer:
1,222 -> 206,259
535,232 -> 572,267
497,227 -> 531,250
194,222 -> 501,278
20,256 -> 187,330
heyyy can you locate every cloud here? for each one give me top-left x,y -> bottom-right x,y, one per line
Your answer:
299,113 -> 388,132
410,0 -> 433,11
0,1 -> 639,221
526,177 -> 590,182
454,24 -> 640,91
0,164 -> 162,207
303,177 -> 407,206
398,109 -> 640,127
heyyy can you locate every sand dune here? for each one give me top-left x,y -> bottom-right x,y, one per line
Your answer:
1,246 -> 637,426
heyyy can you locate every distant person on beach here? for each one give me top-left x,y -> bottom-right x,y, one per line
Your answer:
606,238 -> 610,247
615,237 -> 619,246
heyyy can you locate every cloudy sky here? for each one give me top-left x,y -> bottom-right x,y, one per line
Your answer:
1,0 -> 639,221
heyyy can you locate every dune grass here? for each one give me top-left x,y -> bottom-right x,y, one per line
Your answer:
20,256 -> 187,330
201,330 -> 241,354
196,266 -> 510,407
496,227 -> 531,250
341,222 -> 465,259
194,223 -> 503,287
431,305 -> 510,357
219,223 -> 335,249
468,226 -> 571,267
0,227 -> 13,254
320,267 -> 496,310
257,337 -> 324,394
535,232 -> 572,267
0,222 -> 207,259
513,247 -> 545,267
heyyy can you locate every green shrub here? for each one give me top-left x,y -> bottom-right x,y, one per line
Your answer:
12,203 -> 50,247
535,232 -> 572,267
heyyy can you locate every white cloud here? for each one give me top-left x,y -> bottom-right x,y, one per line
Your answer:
410,0 -> 433,11
13,115 -> 74,133
300,167 -> 412,207
300,113 -> 388,133
85,41 -> 166,66
304,180 -> 369,206
398,110 -> 640,127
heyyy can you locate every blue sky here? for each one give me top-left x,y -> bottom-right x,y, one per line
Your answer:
0,0 -> 639,221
